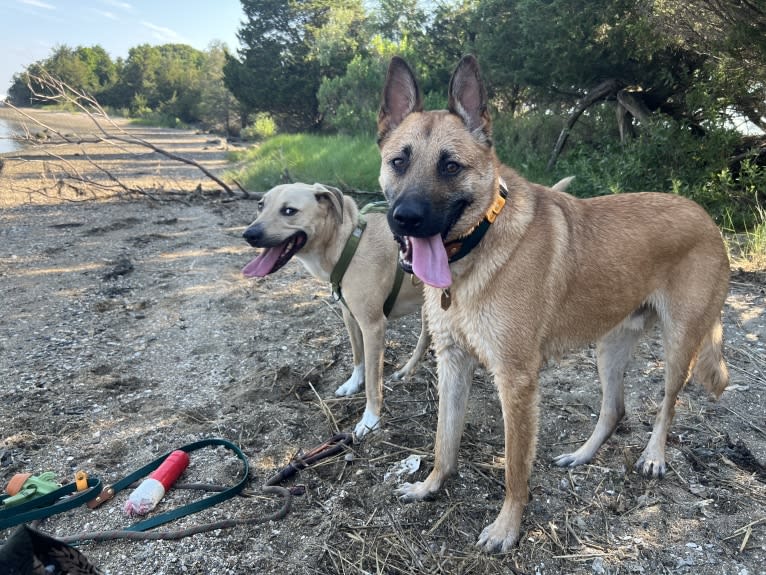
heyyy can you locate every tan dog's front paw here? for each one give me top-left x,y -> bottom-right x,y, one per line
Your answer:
635,448 -> 666,478
396,480 -> 439,502
476,519 -> 520,553
389,367 -> 409,381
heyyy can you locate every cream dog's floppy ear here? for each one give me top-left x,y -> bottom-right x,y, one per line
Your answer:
313,183 -> 344,223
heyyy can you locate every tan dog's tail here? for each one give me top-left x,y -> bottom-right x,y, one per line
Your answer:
693,319 -> 729,398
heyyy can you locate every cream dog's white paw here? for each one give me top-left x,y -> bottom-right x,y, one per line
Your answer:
335,364 -> 364,396
353,408 -> 380,438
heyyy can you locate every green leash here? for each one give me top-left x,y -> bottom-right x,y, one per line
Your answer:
121,438 -> 249,532
0,438 -> 248,533
0,476 -> 102,531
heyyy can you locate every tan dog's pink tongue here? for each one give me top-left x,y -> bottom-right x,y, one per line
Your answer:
410,235 -> 452,288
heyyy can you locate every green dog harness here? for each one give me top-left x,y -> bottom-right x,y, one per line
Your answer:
330,200 -> 405,317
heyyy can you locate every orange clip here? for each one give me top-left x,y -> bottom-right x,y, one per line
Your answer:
486,193 -> 506,224
75,470 -> 88,492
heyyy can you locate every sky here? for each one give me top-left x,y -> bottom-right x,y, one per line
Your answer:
0,0 -> 245,99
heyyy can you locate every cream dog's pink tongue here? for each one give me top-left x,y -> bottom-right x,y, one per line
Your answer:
242,247 -> 280,277
410,235 -> 452,288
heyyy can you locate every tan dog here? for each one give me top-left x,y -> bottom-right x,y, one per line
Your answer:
378,56 -> 730,552
241,182 -> 428,436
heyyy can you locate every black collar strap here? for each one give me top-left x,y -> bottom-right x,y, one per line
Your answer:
330,201 -> 404,318
444,178 -> 508,263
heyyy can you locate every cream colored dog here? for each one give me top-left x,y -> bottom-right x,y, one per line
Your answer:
378,55 -> 730,552
241,183 -> 428,437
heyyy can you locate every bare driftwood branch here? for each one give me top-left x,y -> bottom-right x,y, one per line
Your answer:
5,70 -> 238,200
615,89 -> 652,143
547,79 -> 622,171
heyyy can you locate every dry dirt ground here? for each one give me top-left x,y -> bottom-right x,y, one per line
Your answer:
1,110 -> 766,575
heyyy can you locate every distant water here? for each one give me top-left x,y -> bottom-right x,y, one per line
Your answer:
0,117 -> 23,154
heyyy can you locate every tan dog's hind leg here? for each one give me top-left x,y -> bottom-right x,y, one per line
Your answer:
335,307 -> 365,397
478,366 -> 540,552
635,297 -> 704,477
391,308 -> 431,381
636,271 -> 728,477
397,342 -> 476,499
693,317 -> 729,398
635,326 -> 695,477
554,308 -> 653,467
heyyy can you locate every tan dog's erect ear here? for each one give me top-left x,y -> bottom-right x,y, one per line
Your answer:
314,183 -> 344,224
377,56 -> 423,144
448,55 -> 491,144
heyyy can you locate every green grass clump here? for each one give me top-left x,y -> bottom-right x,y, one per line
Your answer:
230,133 -> 382,194
726,204 -> 766,270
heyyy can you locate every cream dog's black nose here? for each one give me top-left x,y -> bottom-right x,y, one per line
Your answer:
242,224 -> 263,247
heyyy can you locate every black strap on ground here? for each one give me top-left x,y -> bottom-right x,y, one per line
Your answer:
265,433 -> 352,486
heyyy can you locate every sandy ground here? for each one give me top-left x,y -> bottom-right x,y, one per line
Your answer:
1,109 -> 766,575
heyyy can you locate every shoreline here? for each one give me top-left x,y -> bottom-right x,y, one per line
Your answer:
0,105 -> 133,135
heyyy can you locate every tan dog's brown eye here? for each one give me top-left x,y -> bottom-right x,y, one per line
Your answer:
257,200 -> 264,211
439,158 -> 463,177
444,161 -> 461,176
281,206 -> 298,216
391,157 -> 407,173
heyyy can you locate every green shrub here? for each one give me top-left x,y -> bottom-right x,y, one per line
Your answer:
497,104 -> 754,225
726,201 -> 766,269
318,54 -> 388,136
129,111 -> 186,128
241,113 -> 278,141
493,110 -> 566,185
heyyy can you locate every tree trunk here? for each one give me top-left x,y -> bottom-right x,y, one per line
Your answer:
616,89 -> 652,143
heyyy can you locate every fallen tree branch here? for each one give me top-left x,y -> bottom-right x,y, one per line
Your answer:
5,70 -> 239,200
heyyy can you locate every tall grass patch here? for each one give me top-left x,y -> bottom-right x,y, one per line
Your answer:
726,203 -> 766,270
231,133 -> 382,194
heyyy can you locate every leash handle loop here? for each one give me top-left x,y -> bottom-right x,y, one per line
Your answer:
123,438 -> 249,532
